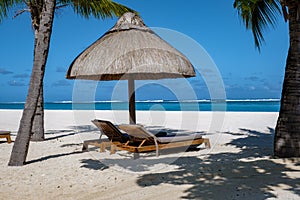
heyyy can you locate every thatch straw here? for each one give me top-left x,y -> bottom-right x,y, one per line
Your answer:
66,12 -> 195,80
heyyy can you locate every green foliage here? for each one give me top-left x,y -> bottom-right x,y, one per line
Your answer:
58,0 -> 136,19
233,0 -> 281,50
0,0 -> 136,23
0,0 -> 23,23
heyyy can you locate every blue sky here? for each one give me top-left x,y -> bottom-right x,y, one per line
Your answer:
0,0 -> 289,102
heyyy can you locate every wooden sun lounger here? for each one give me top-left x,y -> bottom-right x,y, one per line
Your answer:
83,119 -> 210,157
0,131 -> 12,143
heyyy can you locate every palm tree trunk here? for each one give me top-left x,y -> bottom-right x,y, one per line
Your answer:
31,86 -> 45,141
275,1 -> 300,158
30,27 -> 45,142
8,0 -> 56,166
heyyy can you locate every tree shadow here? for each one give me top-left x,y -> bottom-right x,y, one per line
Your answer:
0,141 -> 13,144
45,130 -> 77,141
80,159 -> 109,171
26,151 -> 83,164
60,143 -> 82,148
26,125 -> 98,164
0,134 -> 14,144
94,155 -> 186,172
45,125 -> 98,141
68,125 -> 98,133
224,127 -> 275,158
135,127 -> 300,199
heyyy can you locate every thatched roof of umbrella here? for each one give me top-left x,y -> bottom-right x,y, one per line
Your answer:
66,12 -> 196,124
66,12 -> 195,80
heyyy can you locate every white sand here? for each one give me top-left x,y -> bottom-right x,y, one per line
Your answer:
0,110 -> 299,200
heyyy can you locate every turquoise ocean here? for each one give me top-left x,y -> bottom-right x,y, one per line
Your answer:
0,99 -> 280,112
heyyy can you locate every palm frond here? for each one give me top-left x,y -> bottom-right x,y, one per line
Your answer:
234,0 -> 281,50
0,0 -> 24,23
58,0 -> 136,19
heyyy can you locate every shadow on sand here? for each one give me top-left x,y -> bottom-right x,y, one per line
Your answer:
135,127 -> 299,199
45,125 -> 98,141
26,151 -> 83,164
26,125 -> 98,164
80,159 -> 109,171
25,124 -> 299,199
92,127 -> 299,199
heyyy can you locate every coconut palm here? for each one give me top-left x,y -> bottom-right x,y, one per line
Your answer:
234,0 -> 300,157
0,1 -> 44,141
0,0 -> 134,166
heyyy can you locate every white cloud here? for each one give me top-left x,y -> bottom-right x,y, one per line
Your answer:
0,68 -> 13,75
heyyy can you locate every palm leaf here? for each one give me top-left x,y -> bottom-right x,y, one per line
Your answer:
58,0 -> 136,19
0,0 -> 24,23
234,0 -> 281,50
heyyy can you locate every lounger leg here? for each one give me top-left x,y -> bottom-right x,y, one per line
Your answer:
99,143 -> 105,152
204,138 -> 211,149
6,135 -> 11,143
82,141 -> 88,151
110,144 -> 116,154
133,153 -> 140,159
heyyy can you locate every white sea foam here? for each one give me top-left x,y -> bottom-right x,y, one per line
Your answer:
0,99 -> 280,104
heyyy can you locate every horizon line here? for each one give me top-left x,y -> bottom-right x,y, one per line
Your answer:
0,98 -> 281,104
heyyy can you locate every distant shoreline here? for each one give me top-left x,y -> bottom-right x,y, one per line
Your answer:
0,99 -> 280,104
0,99 -> 280,112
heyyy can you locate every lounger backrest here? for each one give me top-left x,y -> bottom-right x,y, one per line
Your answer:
92,119 -> 128,143
117,124 -> 156,144
118,124 -> 203,144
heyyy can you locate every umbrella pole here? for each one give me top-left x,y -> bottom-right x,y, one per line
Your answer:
128,77 -> 136,124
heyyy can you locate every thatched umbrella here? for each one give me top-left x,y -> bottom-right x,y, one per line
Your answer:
66,12 -> 195,124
